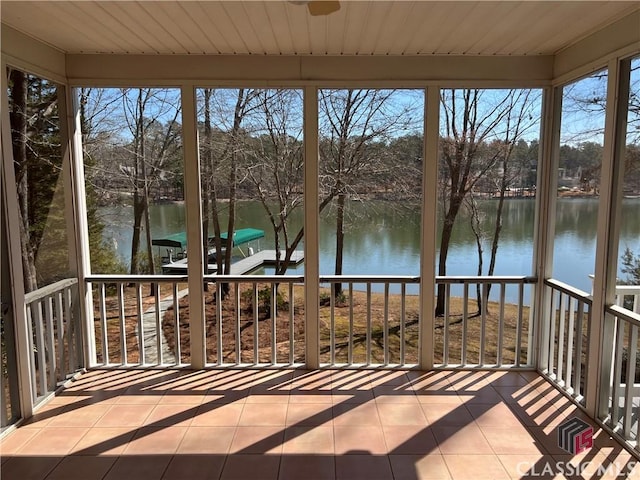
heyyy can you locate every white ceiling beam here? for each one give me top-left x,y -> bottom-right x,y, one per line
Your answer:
1,25 -> 66,83
553,9 -> 640,86
65,53 -> 553,87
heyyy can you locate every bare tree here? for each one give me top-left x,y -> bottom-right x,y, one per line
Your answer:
319,89 -> 415,296
437,89 -> 531,315
200,88 -> 261,292
120,88 -> 181,274
245,89 -> 304,275
466,91 -> 540,312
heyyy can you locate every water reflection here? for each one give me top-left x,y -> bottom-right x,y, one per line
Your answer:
99,198 -> 640,296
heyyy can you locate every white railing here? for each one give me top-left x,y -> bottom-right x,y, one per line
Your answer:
87,274 -> 536,370
614,285 -> 640,314
319,275 -> 420,367
88,275 -> 188,367
435,276 -> 536,368
603,304 -> 640,452
203,274 -> 305,366
23,278 -> 81,405
543,279 -> 592,404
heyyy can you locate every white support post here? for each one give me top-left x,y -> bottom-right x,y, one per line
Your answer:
304,86 -> 320,369
1,62 -> 34,419
60,86 -> 95,368
590,58 -> 631,419
533,86 -> 562,371
420,87 -> 439,369
181,86 -> 206,369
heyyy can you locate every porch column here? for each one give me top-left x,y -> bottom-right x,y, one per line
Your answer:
589,58 -> 631,418
419,86 -> 439,369
60,86 -> 95,367
304,85 -> 320,369
181,86 -> 206,369
0,61 -> 34,418
533,86 -> 562,371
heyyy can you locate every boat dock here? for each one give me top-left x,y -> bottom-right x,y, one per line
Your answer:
162,250 -> 304,275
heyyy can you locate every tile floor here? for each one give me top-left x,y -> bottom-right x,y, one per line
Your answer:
1,368 -> 638,479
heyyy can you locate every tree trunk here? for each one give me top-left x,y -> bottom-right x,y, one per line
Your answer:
467,197 -> 484,313
436,197 -> 463,316
9,69 -> 38,292
334,192 -> 346,297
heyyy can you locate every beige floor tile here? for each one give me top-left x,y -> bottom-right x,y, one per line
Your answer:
332,389 -> 375,404
444,454 -> 510,479
93,404 -> 155,427
103,455 -> 172,480
376,403 -> 428,426
335,454 -> 393,480
17,427 -> 88,455
20,403 -> 62,429
368,371 -> 411,386
245,384 -> 290,403
382,425 -> 439,455
193,403 -> 244,426
238,403 -> 288,426
389,454 -> 452,480
2,369 -> 634,480
220,454 -> 280,480
0,427 -> 41,454
456,387 -> 505,404
414,392 -> 462,404
47,404 -> 111,428
483,371 -> 535,387
467,403 -> 524,427
333,425 -> 387,455
480,426 -> 545,454
282,426 -> 334,454
333,402 -> 381,426
160,393 -> 206,405
70,426 -> 137,455
285,403 -> 333,426
279,455 -> 335,480
0,456 -> 62,480
44,455 -> 116,480
420,403 -> 474,426
176,426 -> 236,454
229,426 -> 285,454
115,387 -> 164,404
122,426 -> 187,455
496,453 -> 556,479
143,404 -> 197,427
161,454 -> 226,480
432,424 -> 494,454
374,387 -> 420,404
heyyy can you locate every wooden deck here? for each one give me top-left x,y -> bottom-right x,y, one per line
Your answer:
162,250 -> 304,275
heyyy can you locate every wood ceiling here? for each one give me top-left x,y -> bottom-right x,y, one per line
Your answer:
1,1 -> 638,57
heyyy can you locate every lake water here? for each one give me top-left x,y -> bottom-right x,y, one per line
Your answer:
99,198 -> 640,300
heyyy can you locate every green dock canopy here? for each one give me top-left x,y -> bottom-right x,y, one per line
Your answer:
152,228 -> 264,249
221,228 -> 265,246
151,232 -> 188,249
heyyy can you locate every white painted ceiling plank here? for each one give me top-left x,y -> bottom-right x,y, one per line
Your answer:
175,2 -> 221,54
242,2 -> 279,55
194,2 -> 235,54
357,1 -> 392,55
471,2 -> 543,55
102,2 -> 173,54
325,1 -> 350,54
72,2 -> 141,53
14,2 -> 108,53
264,2 -> 295,55
134,2 -> 193,54
217,2 -> 263,54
